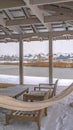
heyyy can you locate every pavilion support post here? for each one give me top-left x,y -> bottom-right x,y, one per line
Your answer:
49,31 -> 53,84
19,35 -> 23,85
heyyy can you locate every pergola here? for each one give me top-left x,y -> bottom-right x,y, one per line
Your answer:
0,0 -> 73,84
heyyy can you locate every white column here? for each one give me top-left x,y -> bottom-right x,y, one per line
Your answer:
49,30 -> 53,84
19,35 -> 23,84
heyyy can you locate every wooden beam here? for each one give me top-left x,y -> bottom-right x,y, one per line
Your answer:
23,0 -> 44,22
0,0 -> 25,9
3,9 -> 24,34
44,14 -> 73,23
6,14 -> 73,27
42,5 -> 73,16
55,2 -> 73,10
23,0 -> 49,30
15,26 -> 23,34
0,33 -> 20,40
3,10 -> 14,20
6,17 -> 40,26
30,0 -> 73,5
0,25 -> 11,35
21,7 -> 30,18
31,25 -> 38,33
0,18 -> 5,26
0,30 -> 73,40
52,30 -> 73,37
0,35 -> 73,42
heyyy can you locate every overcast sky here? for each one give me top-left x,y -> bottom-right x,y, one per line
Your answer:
0,40 -> 73,56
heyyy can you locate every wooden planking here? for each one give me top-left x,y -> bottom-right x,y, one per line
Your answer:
29,0 -> 73,5
0,0 -> 25,9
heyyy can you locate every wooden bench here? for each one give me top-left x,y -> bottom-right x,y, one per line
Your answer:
5,90 -> 50,130
34,79 -> 58,98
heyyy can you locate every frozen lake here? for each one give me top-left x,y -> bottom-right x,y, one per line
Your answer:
0,65 -> 72,86
0,65 -> 73,79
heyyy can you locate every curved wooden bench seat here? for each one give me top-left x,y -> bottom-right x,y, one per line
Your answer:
0,83 -> 73,112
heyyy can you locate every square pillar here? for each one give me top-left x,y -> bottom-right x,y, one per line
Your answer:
19,35 -> 23,84
49,31 -> 53,84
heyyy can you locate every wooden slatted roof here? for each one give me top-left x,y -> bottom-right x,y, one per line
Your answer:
0,0 -> 73,42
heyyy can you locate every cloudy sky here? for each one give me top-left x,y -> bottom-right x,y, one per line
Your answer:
0,40 -> 73,56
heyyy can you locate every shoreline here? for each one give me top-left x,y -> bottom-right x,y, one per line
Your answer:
0,61 -> 73,68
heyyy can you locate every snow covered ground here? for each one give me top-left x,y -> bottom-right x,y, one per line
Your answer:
0,74 -> 72,86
